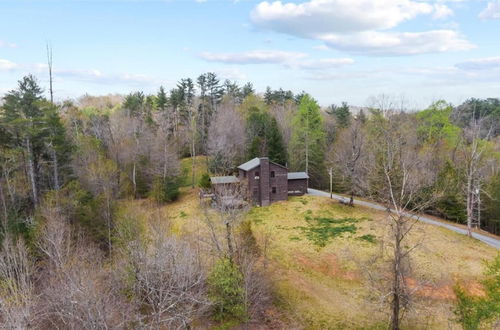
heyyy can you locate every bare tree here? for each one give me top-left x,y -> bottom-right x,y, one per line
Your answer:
331,118 -> 367,205
0,235 -> 37,329
458,116 -> 493,236
207,101 -> 246,174
368,113 -> 435,329
46,42 -> 54,104
127,221 -> 210,328
36,199 -> 134,329
202,182 -> 249,262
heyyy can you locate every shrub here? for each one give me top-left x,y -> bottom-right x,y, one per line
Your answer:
150,176 -> 181,203
453,255 -> 500,330
208,258 -> 247,321
199,173 -> 211,189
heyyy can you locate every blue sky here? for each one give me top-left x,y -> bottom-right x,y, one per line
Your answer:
1,0 -> 500,107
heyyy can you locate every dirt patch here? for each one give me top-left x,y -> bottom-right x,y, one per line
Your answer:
295,252 -> 360,281
406,278 -> 485,300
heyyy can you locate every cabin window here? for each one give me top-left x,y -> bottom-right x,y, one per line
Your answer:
255,171 -> 259,179
271,171 -> 275,178
272,187 -> 276,194
243,171 -> 246,178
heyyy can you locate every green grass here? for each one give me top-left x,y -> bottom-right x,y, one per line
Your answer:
357,234 -> 377,243
180,155 -> 209,187
294,216 -> 362,247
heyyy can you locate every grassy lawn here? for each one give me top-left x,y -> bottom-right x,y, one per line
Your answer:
247,195 -> 498,329
118,187 -> 497,329
180,155 -> 209,187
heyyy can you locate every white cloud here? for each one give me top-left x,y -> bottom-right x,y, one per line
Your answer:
214,67 -> 247,81
479,1 -> 500,19
432,4 -> 453,19
0,59 -> 156,86
455,56 -> 500,70
55,68 -> 156,86
289,57 -> 354,70
251,0 -> 435,36
313,45 -> 329,51
251,0 -> 472,56
199,49 -> 354,72
199,50 -> 307,64
0,40 -> 17,48
0,59 -> 18,71
321,30 -> 474,55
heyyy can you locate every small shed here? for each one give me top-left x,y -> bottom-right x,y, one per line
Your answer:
287,172 -> 309,196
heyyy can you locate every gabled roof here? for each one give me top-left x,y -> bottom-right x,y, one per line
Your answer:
237,158 -> 261,171
210,176 -> 239,184
238,157 -> 288,171
287,172 -> 309,180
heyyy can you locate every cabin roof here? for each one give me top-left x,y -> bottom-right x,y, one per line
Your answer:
237,157 -> 261,171
287,172 -> 309,180
238,157 -> 288,171
210,175 -> 240,184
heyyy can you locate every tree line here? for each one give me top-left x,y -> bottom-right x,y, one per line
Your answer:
0,72 -> 498,328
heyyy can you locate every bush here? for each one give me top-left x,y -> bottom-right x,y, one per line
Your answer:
150,176 -> 181,203
453,255 -> 500,330
199,173 -> 211,189
208,258 -> 247,321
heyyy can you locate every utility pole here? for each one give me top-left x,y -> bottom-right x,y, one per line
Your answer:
329,167 -> 333,199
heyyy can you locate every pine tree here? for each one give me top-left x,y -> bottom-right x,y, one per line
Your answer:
267,117 -> 287,165
335,102 -> 351,128
157,86 -> 168,112
245,108 -> 287,165
1,75 -> 46,207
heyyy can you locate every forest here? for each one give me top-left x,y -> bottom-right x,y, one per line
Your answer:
0,72 -> 499,329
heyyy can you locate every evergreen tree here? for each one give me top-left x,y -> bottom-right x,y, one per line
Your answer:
334,102 -> 351,128
157,86 -> 168,112
245,107 -> 287,165
241,82 -> 254,99
123,91 -> 145,117
267,117 -> 287,165
1,75 -> 46,207
290,94 -> 326,187
264,87 -> 273,105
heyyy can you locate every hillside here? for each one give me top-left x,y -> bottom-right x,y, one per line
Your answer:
121,186 -> 497,329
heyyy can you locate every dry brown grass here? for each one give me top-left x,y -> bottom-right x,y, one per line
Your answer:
119,190 -> 498,329
247,195 -> 498,329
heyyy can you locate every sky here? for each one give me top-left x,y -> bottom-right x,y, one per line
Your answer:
1,0 -> 500,107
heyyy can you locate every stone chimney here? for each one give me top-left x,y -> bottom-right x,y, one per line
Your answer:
259,158 -> 270,206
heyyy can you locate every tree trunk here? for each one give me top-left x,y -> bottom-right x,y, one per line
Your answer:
163,142 -> 168,180
47,43 -> 54,104
132,162 -> 137,199
191,121 -> 196,188
466,171 -> 473,237
52,146 -> 60,191
226,222 -> 234,262
106,197 -> 112,256
26,137 -> 38,207
0,180 -> 8,229
391,218 -> 402,330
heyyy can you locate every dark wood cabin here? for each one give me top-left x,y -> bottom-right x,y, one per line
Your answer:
210,157 -> 309,206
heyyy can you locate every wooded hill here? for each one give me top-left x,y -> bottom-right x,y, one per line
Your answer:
0,73 -> 498,329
